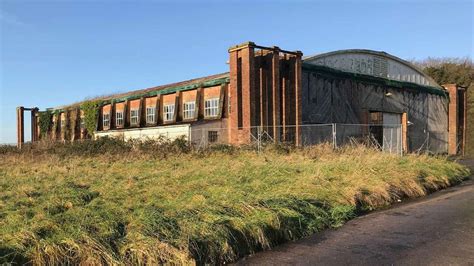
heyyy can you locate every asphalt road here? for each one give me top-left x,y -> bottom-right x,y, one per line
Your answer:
238,160 -> 474,265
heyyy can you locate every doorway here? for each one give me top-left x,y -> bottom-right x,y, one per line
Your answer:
369,111 -> 402,154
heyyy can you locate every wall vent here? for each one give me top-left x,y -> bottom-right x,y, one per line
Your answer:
373,56 -> 388,78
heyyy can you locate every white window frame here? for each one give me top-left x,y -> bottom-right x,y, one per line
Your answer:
183,101 -> 196,120
130,109 -> 139,126
146,107 -> 156,124
103,113 -> 110,128
163,104 -> 175,122
116,111 -> 124,127
204,98 -> 219,118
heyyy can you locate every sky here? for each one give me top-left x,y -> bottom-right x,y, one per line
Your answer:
0,0 -> 472,144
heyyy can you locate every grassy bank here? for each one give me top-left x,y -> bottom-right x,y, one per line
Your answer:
0,141 -> 470,264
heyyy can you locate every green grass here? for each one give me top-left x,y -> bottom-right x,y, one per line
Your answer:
0,141 -> 470,265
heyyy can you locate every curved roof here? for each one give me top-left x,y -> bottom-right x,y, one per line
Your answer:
303,49 -> 441,88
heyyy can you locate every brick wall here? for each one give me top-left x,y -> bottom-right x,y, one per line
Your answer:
228,42 -> 302,145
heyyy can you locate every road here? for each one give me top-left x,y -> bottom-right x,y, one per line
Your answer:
238,160 -> 474,265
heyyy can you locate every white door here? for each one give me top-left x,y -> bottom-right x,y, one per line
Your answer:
382,113 -> 401,154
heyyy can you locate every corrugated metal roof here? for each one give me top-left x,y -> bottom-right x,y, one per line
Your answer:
303,49 -> 442,89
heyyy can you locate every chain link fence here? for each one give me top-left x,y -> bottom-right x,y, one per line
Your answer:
189,123 -> 411,155
8,123 -> 448,155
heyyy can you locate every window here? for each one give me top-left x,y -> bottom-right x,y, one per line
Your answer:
208,131 -> 218,143
183,102 -> 195,120
116,111 -> 124,127
130,109 -> 139,126
204,98 -> 219,118
146,107 -> 156,124
163,104 -> 175,122
103,113 -> 110,128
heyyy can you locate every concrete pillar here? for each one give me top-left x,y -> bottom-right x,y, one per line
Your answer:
16,106 -> 24,148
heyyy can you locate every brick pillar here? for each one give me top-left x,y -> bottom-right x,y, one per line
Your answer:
445,84 -> 460,155
31,107 -> 39,142
294,52 -> 303,146
281,60 -> 287,141
228,42 -> 255,144
195,88 -> 202,120
218,84 -> 226,119
271,47 -> 281,141
241,44 -> 254,142
402,112 -> 408,153
173,93 -> 179,123
16,106 -> 24,148
60,112 -> 66,141
139,97 -> 146,127
228,49 -> 239,144
111,101 -> 116,129
79,110 -> 85,139
125,100 -> 130,128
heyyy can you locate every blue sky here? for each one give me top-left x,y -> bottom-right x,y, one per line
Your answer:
1,0 -> 472,144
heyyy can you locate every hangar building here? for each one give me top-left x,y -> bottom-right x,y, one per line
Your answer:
17,42 -> 468,154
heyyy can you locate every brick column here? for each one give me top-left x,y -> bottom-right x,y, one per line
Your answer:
16,106 -> 24,148
241,43 -> 254,142
445,84 -> 459,155
271,47 -> 281,141
402,112 -> 408,153
31,107 -> 39,142
228,42 -> 255,144
228,48 -> 239,144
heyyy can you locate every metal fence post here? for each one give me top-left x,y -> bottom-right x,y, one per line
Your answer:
257,126 -> 262,154
332,123 -> 337,149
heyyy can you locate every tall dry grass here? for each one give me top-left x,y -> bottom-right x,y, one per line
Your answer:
0,140 -> 470,264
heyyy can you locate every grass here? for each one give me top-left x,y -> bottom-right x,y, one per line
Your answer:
0,140 -> 470,265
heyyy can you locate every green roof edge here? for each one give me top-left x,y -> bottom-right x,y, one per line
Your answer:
45,76 -> 230,112
302,63 -> 448,97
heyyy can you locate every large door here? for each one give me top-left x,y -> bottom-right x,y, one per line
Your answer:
382,113 -> 402,154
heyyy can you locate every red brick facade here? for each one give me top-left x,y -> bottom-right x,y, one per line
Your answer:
228,42 -> 303,145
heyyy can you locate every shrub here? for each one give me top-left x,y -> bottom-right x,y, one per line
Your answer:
38,110 -> 53,138
81,101 -> 101,137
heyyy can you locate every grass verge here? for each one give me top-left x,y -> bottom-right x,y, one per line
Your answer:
0,141 -> 470,264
